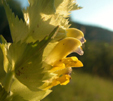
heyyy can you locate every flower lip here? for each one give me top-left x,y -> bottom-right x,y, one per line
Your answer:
80,37 -> 86,44
45,37 -> 82,65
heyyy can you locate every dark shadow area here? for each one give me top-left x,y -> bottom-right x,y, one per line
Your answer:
0,0 -> 23,42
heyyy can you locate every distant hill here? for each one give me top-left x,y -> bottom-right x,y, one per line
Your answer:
70,22 -> 113,43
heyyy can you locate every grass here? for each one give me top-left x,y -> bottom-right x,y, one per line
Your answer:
42,70 -> 113,101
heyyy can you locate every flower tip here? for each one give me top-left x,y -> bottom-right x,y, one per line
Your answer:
74,46 -> 84,55
66,28 -> 84,39
80,37 -> 86,44
76,60 -> 84,67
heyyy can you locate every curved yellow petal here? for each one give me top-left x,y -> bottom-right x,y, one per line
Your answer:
45,37 -> 82,65
66,28 -> 84,39
43,79 -> 60,90
72,60 -> 83,67
49,62 -> 65,72
62,56 -> 83,67
54,67 -> 72,76
62,56 -> 78,63
44,74 -> 71,90
57,74 -> 71,85
62,56 -> 82,67
66,28 -> 86,44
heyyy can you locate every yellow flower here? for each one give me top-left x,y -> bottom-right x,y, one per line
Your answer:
44,74 -> 71,90
66,28 -> 86,44
42,28 -> 86,90
1,0 -> 85,100
42,37 -> 84,89
45,37 -> 83,64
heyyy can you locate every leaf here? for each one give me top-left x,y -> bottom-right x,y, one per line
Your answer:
40,0 -> 56,14
2,0 -> 67,43
23,0 -> 56,42
0,35 -> 7,44
0,47 -> 5,83
8,95 -> 28,101
0,35 -> 11,73
0,40 -> 6,83
71,4 -> 83,11
9,78 -> 52,101
54,0 -> 63,8
28,0 -> 55,14
3,78 -> 52,101
7,26 -> 59,91
54,0 -> 82,16
55,0 -> 72,17
2,0 -> 29,42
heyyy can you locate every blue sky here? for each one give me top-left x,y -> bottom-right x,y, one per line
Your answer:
18,0 -> 113,31
71,0 -> 113,31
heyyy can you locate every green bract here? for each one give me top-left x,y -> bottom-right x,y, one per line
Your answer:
8,27 -> 59,91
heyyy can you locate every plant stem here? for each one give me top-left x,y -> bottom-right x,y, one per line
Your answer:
3,71 -> 14,93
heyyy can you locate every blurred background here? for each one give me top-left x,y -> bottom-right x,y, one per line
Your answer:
0,0 -> 113,101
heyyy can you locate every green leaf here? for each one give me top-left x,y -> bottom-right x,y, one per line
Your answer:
54,0 -> 63,8
54,0 -> 82,16
40,0 -> 56,14
0,43 -> 6,83
0,84 -> 9,101
2,0 -> 67,43
28,0 -> 55,14
6,95 -> 28,101
7,78 -> 52,101
71,4 -> 83,11
2,0 -> 29,42
0,35 -> 11,73
7,26 -> 59,91
0,35 -> 7,44
7,41 -> 44,91
23,0 -> 56,42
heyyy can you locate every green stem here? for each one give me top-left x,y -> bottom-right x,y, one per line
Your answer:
3,71 -> 14,93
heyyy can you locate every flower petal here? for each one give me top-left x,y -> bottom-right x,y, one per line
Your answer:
45,37 -> 82,65
74,46 -> 84,55
72,60 -> 83,67
49,62 -> 65,72
66,28 -> 86,44
62,56 -> 83,67
54,67 -> 72,76
43,74 -> 71,90
57,74 -> 71,85
66,28 -> 84,39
